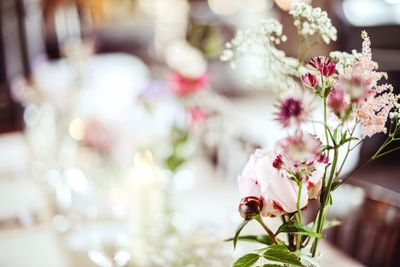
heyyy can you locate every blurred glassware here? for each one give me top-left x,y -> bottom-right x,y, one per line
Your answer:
343,0 -> 400,27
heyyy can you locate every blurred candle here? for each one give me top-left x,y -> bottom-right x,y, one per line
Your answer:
274,0 -> 309,11
126,151 -> 165,265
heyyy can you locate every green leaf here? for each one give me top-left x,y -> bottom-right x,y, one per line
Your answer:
333,128 -> 338,143
275,222 -> 322,238
326,193 -> 333,205
164,154 -> 186,172
263,244 -> 303,266
331,180 -> 342,191
232,253 -> 260,267
340,137 -> 358,145
225,235 -> 273,246
233,220 -> 250,249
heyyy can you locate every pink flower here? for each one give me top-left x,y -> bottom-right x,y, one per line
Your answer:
168,71 -> 209,96
238,149 -> 309,216
334,75 -> 370,103
336,31 -> 386,104
352,31 -> 387,89
275,97 -> 306,128
307,56 -> 327,70
358,87 -> 396,138
301,73 -> 317,88
238,152 -> 262,198
327,89 -> 350,115
82,119 -> 117,154
275,132 -> 323,167
307,56 -> 336,77
306,165 -> 324,199
187,106 -> 208,128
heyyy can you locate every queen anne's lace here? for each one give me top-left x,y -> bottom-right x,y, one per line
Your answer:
329,50 -> 360,75
289,3 -> 337,44
221,20 -> 301,93
220,19 -> 286,64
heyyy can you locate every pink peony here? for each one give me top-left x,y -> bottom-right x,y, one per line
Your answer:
238,149 -> 319,217
168,71 -> 209,96
238,152 -> 262,198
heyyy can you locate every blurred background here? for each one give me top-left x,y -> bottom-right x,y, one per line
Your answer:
0,0 -> 399,266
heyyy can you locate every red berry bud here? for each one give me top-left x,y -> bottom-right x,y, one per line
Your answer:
238,196 -> 263,220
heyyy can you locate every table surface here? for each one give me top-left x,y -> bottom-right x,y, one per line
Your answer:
0,135 -> 365,267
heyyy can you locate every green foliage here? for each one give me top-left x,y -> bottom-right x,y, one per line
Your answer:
263,244 -> 303,266
232,219 -> 250,249
276,222 -> 322,238
164,154 -> 186,172
164,126 -> 189,172
225,234 -> 274,246
232,253 -> 260,267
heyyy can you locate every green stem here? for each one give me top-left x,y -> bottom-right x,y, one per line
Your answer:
255,215 -> 277,244
311,146 -> 339,256
296,181 -> 303,224
296,181 -> 303,251
336,124 -> 357,177
374,146 -> 400,159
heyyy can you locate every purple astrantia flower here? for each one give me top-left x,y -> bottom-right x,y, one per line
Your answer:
274,97 -> 305,128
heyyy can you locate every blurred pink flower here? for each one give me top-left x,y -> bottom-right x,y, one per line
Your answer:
238,149 -> 308,216
334,75 -> 370,103
327,88 -> 350,115
83,119 -> 117,154
187,106 -> 208,128
168,71 -> 209,96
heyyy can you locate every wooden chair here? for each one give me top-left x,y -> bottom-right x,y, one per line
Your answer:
325,179 -> 400,267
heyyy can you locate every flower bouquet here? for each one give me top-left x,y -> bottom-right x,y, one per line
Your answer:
222,3 -> 400,266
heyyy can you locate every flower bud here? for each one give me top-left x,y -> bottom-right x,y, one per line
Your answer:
307,56 -> 336,77
301,73 -> 317,88
320,60 -> 336,77
238,196 -> 263,220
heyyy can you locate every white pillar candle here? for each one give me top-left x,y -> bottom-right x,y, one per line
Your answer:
126,151 -> 165,265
